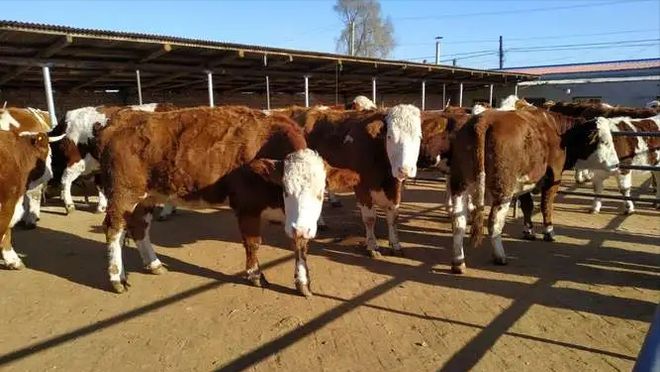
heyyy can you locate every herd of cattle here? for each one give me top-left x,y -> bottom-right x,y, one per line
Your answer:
0,95 -> 658,296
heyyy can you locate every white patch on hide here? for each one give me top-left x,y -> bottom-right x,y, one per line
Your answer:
0,109 -> 20,131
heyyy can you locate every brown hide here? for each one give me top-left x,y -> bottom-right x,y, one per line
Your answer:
418,109 -> 470,169
548,102 -> 659,119
3,108 -> 52,134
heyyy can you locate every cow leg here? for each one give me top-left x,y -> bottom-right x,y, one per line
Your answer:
617,172 -> 634,214
445,180 -> 453,213
386,206 -> 403,256
451,191 -> 468,273
61,159 -> 86,214
238,214 -> 268,287
541,183 -> 560,242
293,237 -> 312,297
128,204 -> 165,275
519,193 -> 536,240
104,195 -> 144,293
488,199 -> 511,265
590,176 -> 605,214
1,199 -> 24,270
358,204 -> 380,258
21,184 -> 44,229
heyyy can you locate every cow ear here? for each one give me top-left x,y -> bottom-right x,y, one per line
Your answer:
248,158 -> 283,186
325,164 -> 360,193
366,120 -> 384,138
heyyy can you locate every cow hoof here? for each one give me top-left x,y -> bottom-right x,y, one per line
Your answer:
589,209 -> 600,214
451,262 -> 466,274
96,207 -> 107,214
147,264 -> 167,275
493,256 -> 508,265
622,209 -> 634,215
296,282 -> 313,297
522,231 -> 536,241
543,232 -> 556,242
65,204 -> 75,214
7,260 -> 25,270
368,249 -> 382,259
330,201 -> 343,208
22,222 -> 37,230
248,273 -> 269,288
110,281 -> 127,293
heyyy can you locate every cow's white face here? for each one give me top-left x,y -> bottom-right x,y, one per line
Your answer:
576,118 -> 620,172
282,149 -> 326,240
385,104 -> 422,180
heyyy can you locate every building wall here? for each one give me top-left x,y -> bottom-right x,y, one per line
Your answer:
517,79 -> 660,107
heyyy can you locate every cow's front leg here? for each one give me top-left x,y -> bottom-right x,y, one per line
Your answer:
61,159 -> 86,214
518,193 -> 535,240
451,191 -> 468,273
358,204 -> 380,258
541,182 -> 560,242
128,204 -> 165,275
21,184 -> 44,229
293,237 -> 312,297
488,199 -> 511,265
590,176 -> 605,214
105,223 -> 127,293
1,226 -> 23,270
238,214 -> 268,287
617,172 -> 635,214
385,206 -> 403,256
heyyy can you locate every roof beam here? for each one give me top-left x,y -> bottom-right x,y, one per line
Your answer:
139,43 -> 173,63
0,34 -> 73,85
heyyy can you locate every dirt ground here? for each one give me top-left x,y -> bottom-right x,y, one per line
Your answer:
1,171 -> 658,371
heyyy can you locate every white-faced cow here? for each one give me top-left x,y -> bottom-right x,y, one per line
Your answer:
98,106 -> 356,296
0,131 -> 50,269
449,103 -> 619,273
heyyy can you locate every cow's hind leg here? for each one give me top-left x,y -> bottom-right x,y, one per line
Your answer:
21,184 -> 44,229
128,204 -> 166,275
541,182 -> 560,241
519,193 -> 535,240
358,204 -> 381,258
104,195 -> 144,293
617,172 -> 635,214
238,214 -> 268,287
451,191 -> 468,273
489,199 -> 511,265
61,159 -> 85,214
590,176 -> 605,214
1,198 -> 24,270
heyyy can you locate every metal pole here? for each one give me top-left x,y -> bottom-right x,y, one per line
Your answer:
489,84 -> 494,106
371,76 -> 377,105
421,80 -> 426,111
350,21 -> 355,56
265,75 -> 271,110
206,71 -> 214,107
304,75 -> 309,107
514,83 -> 519,96
42,65 -> 57,126
442,84 -> 446,108
499,35 -> 504,69
459,82 -> 464,107
135,69 -> 143,105
435,36 -> 443,65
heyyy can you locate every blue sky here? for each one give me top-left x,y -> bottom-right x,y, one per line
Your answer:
2,0 -> 659,69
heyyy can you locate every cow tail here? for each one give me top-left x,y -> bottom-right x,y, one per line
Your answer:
469,118 -> 488,248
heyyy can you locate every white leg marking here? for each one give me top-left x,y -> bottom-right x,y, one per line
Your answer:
385,207 -> 401,251
359,204 -> 378,252
451,192 -> 467,265
2,247 -> 23,268
490,202 -> 511,263
9,196 -> 25,228
135,214 -> 162,270
61,159 -> 86,210
295,259 -> 309,285
158,202 -> 175,220
22,185 -> 43,226
108,229 -> 126,283
96,188 -> 108,213
544,225 -> 554,234
591,177 -> 605,213
617,172 -> 634,213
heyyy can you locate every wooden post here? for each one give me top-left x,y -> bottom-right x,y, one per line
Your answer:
372,76 -> 377,105
489,84 -> 494,106
206,71 -> 214,107
136,69 -> 143,105
459,82 -> 464,107
42,65 -> 57,126
421,80 -> 426,111
304,75 -> 309,107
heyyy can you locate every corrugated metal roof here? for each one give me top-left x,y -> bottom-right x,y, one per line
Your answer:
502,58 -> 660,75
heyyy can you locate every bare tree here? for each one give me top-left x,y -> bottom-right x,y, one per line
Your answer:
334,0 -> 395,58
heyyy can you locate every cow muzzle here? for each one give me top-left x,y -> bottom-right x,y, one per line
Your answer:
396,165 -> 416,180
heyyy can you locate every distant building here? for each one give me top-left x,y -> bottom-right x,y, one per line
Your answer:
502,58 -> 660,107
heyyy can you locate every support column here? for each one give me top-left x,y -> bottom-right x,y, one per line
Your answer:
265,75 -> 271,110
304,75 -> 309,108
372,76 -> 377,105
42,65 -> 57,126
442,83 -> 446,108
206,71 -> 214,107
136,69 -> 143,105
421,80 -> 426,111
489,84 -> 494,106
459,82 -> 464,107
514,83 -> 519,97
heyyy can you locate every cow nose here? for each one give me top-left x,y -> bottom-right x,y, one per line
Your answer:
294,227 -> 312,239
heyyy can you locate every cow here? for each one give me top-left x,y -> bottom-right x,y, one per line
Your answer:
0,106 -> 62,229
547,101 -> 659,119
448,105 -> 619,273
0,131 -> 51,269
282,104 -> 422,257
52,103 -> 176,216
98,106 -> 357,296
578,115 -> 660,214
351,95 -> 377,111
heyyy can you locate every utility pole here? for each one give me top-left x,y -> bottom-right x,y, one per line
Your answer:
349,21 -> 355,56
499,35 -> 504,69
435,36 -> 443,64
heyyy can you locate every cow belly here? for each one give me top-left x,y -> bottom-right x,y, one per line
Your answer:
513,175 -> 538,195
148,192 -> 225,210
370,189 -> 397,208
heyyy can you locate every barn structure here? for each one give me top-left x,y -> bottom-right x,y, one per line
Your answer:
503,58 -> 660,107
0,20 -> 535,124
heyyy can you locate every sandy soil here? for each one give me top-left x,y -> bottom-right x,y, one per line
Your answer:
1,171 -> 658,371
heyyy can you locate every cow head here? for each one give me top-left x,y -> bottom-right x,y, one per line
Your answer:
571,118 -> 620,172
18,132 -> 52,189
384,104 -> 422,180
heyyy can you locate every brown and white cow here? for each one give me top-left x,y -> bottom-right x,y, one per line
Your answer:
283,104 -> 422,257
547,101 -> 659,120
448,105 -> 619,273
98,106 -> 355,295
0,107 -> 62,229
54,103 -> 176,215
0,131 -> 51,269
579,115 -> 660,213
